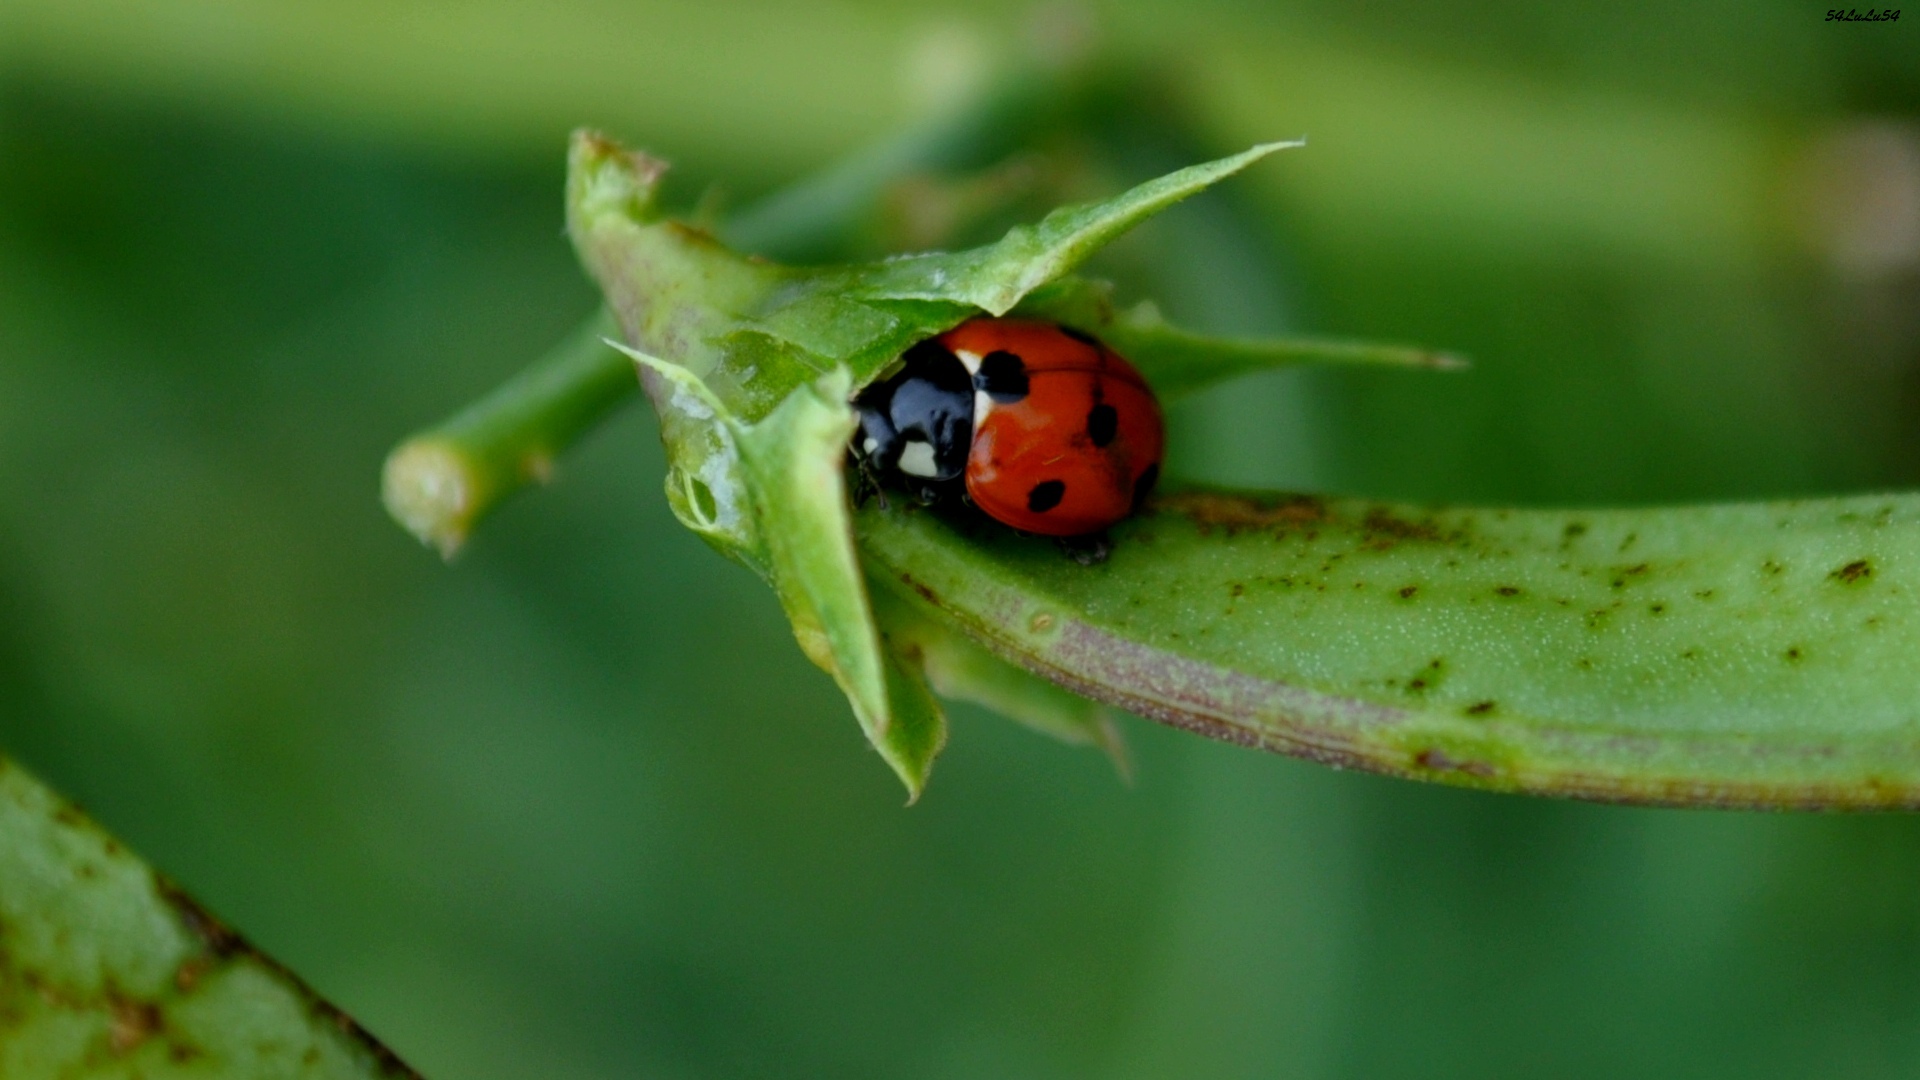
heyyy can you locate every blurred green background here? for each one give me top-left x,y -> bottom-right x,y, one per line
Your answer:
4,1 -> 1920,1077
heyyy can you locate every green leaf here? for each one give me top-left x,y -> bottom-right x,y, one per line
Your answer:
856,488 -> 1920,808
1014,279 -> 1466,402
609,342 -> 947,796
871,576 -> 1126,774
567,130 -> 1317,423
736,368 -> 948,797
833,140 -> 1302,315
610,341 -> 761,563
0,755 -> 417,1077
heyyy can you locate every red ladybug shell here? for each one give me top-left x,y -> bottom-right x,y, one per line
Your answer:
938,318 -> 1164,537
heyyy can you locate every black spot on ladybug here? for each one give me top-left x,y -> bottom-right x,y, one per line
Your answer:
1027,480 -> 1065,512
1087,403 -> 1118,447
1130,463 -> 1160,512
975,351 -> 1029,402
1059,326 -> 1099,347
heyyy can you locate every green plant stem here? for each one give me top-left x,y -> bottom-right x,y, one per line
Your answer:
384,61 -> 1090,556
382,310 -> 629,557
720,63 -> 1083,262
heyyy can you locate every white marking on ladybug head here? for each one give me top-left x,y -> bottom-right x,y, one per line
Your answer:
862,436 -> 879,455
955,349 -> 982,375
897,440 -> 939,478
974,390 -> 996,429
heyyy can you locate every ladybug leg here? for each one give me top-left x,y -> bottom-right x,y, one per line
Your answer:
906,476 -> 963,508
856,458 -> 891,511
1055,531 -> 1112,566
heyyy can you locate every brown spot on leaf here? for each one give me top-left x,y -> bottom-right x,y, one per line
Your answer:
1154,491 -> 1327,536
1414,748 -> 1497,777
1360,507 -> 1449,548
110,997 -> 162,1055
1465,701 -> 1496,716
1610,564 -> 1651,589
898,573 -> 940,608
175,957 -> 214,993
1398,585 -> 1418,599
25,971 -> 77,1009
1830,559 -> 1873,585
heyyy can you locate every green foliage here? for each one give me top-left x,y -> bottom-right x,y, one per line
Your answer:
566,127 -> 1920,806
9,6 -> 1920,1077
565,131 -> 1301,423
0,757 -> 414,1078
1018,281 -> 1462,401
570,131 -> 1430,793
861,490 -> 1920,807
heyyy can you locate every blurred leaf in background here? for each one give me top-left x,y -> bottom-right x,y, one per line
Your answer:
0,754 -> 419,1077
2,1 -> 1919,1078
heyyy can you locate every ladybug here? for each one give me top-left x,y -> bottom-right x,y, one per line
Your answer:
854,318 -> 1164,538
